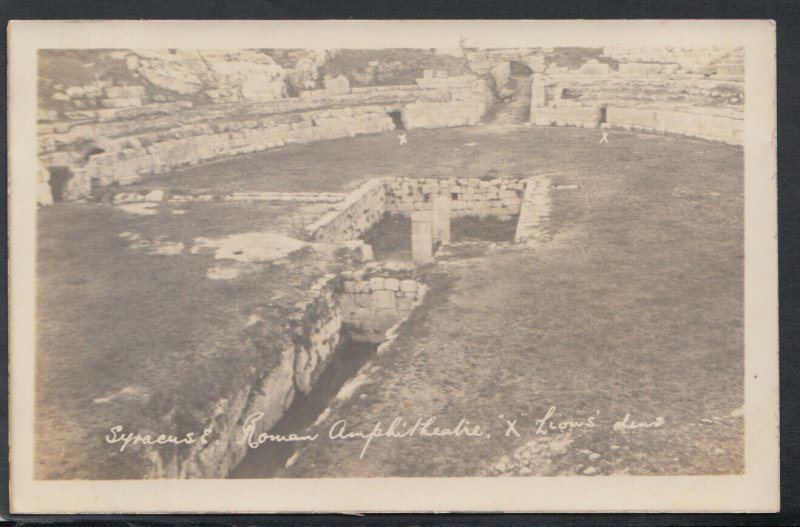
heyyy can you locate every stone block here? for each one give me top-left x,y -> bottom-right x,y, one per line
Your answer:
339,294 -> 356,315
369,277 -> 385,291
144,189 -> 165,202
411,211 -> 434,264
579,61 -> 610,75
400,279 -> 417,293
359,244 -> 374,262
384,278 -> 400,291
432,195 -> 451,244
324,75 -> 350,95
397,295 -> 414,312
354,293 -> 371,308
372,290 -> 396,310
353,306 -> 372,322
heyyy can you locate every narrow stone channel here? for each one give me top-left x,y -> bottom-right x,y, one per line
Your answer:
229,333 -> 377,478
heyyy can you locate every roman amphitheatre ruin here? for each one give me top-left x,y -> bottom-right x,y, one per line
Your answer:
35,46 -> 745,479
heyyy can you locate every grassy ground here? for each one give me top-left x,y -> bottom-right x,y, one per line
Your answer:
271,127 -> 744,477
35,199 -> 344,479
124,124 -> 680,195
36,124 -> 743,479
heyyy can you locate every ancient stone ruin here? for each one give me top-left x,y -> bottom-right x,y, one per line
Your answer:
34,46 -> 745,480
37,46 -> 741,207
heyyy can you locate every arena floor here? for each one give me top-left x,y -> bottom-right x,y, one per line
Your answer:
35,124 -> 744,478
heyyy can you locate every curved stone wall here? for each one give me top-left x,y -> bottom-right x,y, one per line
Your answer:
36,46 -> 744,207
37,74 -> 490,205
527,47 -> 744,145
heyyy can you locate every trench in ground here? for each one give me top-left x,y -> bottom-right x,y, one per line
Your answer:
229,332 -> 377,478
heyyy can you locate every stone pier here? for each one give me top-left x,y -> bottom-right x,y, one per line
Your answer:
514,176 -> 552,245
411,211 -> 434,264
432,195 -> 451,244
531,74 -> 547,108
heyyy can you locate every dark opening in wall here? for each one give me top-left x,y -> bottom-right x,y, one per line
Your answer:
362,211 -> 520,262
47,166 -> 74,203
362,213 -> 411,261
285,79 -> 300,98
596,105 -> 608,126
509,60 -> 533,77
388,110 -> 405,130
451,215 -> 519,243
82,147 -> 105,163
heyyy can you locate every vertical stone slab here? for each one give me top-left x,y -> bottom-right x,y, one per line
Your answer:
554,83 -> 564,107
411,211 -> 434,264
531,74 -> 547,110
432,195 -> 451,244
515,176 -> 552,245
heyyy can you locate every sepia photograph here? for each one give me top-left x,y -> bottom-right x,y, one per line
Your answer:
8,19 -> 778,513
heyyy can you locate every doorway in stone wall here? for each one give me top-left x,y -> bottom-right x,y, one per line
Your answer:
361,211 -> 520,262
46,166 -> 74,203
387,110 -> 405,130
488,61 -> 534,124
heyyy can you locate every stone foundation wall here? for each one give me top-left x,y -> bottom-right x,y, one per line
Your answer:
403,101 -> 483,129
402,76 -> 492,129
527,46 -> 744,145
340,275 -> 424,343
515,176 -> 552,245
531,106 -> 600,128
157,267 -> 425,477
38,75 -> 492,205
290,274 -> 345,394
45,105 -> 397,200
142,271 -> 351,478
604,107 -> 744,145
305,179 -> 388,243
169,341 -> 296,478
384,177 -> 525,219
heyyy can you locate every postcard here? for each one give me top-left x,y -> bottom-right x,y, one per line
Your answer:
8,19 -> 779,513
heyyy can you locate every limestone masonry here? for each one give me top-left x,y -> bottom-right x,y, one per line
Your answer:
37,47 -> 742,206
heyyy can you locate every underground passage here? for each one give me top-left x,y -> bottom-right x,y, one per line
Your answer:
46,166 -> 75,203
230,332 -> 377,478
387,110 -> 405,130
